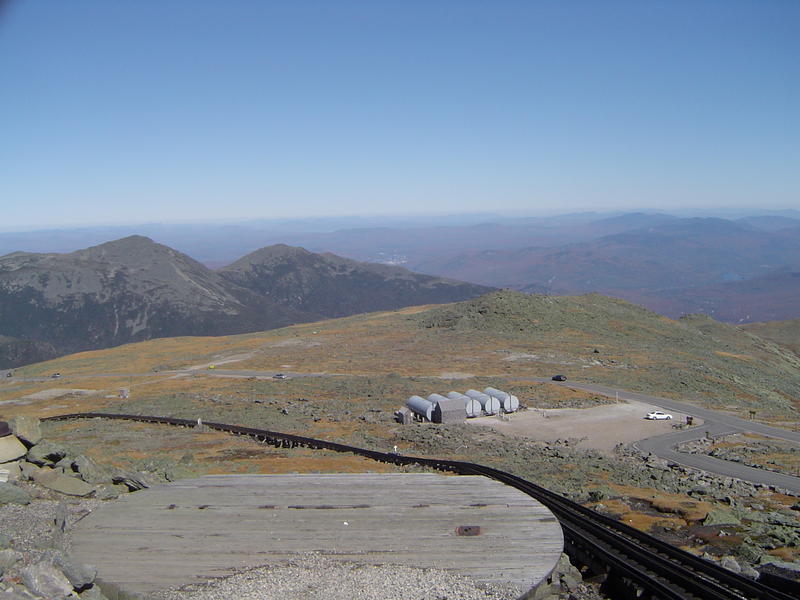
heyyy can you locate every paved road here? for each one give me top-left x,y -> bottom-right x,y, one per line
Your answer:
525,378 -> 800,493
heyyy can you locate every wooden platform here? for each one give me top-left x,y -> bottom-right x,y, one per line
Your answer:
71,473 -> 563,597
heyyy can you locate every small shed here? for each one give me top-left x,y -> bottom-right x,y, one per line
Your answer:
394,407 -> 413,425
433,398 -> 465,424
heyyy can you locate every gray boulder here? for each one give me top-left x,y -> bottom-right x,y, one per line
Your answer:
26,440 -> 69,466
741,563 -> 760,579
74,455 -> 113,485
0,481 -> 32,505
9,415 -> 42,445
19,460 -> 42,480
79,585 -> 111,600
94,483 -> 128,500
20,559 -> 74,599
54,553 -> 97,590
720,556 -> 742,574
0,435 -> 27,463
54,456 -> 74,471
33,467 -> 95,497
1,460 -> 22,481
110,467 -> 151,491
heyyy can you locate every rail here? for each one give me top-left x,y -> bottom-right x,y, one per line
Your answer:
43,412 -> 796,600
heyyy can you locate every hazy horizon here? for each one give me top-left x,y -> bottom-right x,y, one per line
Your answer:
1,206 -> 800,237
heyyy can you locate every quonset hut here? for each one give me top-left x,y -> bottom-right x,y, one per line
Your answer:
484,387 -> 520,413
446,391 -> 482,418
465,389 -> 500,416
406,396 -> 434,421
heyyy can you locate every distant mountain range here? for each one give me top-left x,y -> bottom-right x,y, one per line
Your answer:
1,210 -> 799,333
419,218 -> 800,290
0,236 -> 491,368
414,218 -> 800,323
622,271 -> 800,323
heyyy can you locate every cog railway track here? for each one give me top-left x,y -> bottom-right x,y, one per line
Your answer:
44,412 -> 796,600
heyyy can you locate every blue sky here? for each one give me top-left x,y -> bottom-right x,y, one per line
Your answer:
1,0 -> 797,230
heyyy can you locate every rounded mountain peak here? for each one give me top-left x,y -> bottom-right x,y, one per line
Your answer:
224,244 -> 314,269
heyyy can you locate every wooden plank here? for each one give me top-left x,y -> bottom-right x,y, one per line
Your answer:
71,473 -> 563,596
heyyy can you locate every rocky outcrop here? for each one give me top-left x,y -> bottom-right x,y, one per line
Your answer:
1,549 -> 106,600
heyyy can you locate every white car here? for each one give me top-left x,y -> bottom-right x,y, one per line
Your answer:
645,411 -> 673,420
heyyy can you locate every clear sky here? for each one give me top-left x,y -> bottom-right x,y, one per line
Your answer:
1,0 -> 797,231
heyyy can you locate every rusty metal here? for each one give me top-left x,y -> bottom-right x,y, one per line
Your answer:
456,525 -> 481,536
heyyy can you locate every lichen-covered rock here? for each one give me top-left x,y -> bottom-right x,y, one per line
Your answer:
26,440 -> 68,466
766,511 -> 799,527
0,435 -> 27,463
9,415 -> 42,446
0,481 -> 32,505
703,509 -> 741,526
20,559 -> 74,599
736,543 -> 764,563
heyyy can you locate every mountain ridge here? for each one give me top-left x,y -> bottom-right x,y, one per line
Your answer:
0,236 -> 491,368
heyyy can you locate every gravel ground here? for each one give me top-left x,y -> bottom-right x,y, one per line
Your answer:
469,399 -> 696,451
0,484 -> 99,556
152,555 -> 521,600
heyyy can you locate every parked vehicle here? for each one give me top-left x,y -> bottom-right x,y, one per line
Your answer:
51,372 -> 61,379
645,411 -> 673,420
273,373 -> 288,379
552,374 -> 567,382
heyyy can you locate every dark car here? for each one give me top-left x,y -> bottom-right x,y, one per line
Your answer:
272,373 -> 288,380
551,375 -> 567,382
